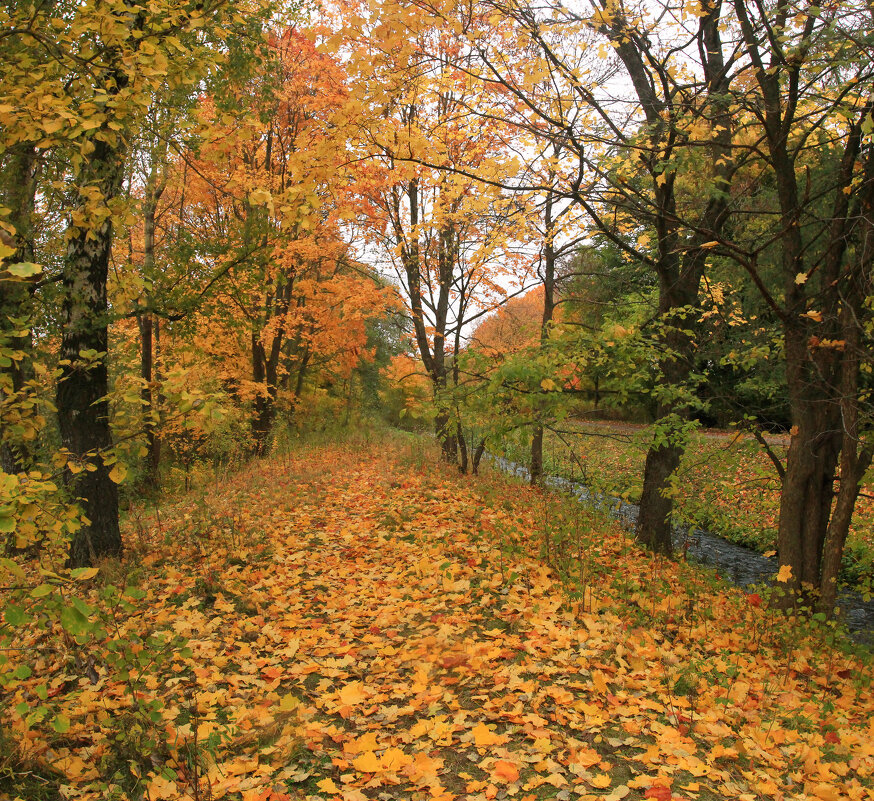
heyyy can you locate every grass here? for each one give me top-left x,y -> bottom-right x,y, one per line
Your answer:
495,420 -> 874,587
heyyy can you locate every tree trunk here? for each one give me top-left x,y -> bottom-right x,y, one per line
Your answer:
138,312 -> 160,488
531,180 -> 556,486
58,136 -> 124,568
251,333 -> 278,456
435,408 -> 457,464
634,264 -> 700,555
472,439 -> 486,475
458,427 -> 468,474
637,442 -> 680,555
0,143 -> 38,475
150,317 -> 163,480
530,426 -> 544,486
819,444 -> 872,612
138,159 -> 165,489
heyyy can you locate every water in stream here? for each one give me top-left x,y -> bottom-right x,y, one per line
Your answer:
488,454 -> 874,644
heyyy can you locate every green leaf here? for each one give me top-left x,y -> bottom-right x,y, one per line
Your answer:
71,596 -> 94,618
60,604 -> 89,636
12,664 -> 31,679
0,557 -> 26,581
0,516 -> 15,534
30,583 -> 55,598
4,605 -> 26,626
51,714 -> 71,733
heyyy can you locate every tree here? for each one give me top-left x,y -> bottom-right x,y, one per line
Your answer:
0,0 -> 273,565
401,0 -> 735,549
172,28 -> 390,454
713,0 -> 874,609
340,9 -> 535,467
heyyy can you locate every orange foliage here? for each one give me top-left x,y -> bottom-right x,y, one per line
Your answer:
161,28 -> 394,421
470,287 -> 545,356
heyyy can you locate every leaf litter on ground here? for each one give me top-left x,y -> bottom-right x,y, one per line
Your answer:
1,435 -> 873,801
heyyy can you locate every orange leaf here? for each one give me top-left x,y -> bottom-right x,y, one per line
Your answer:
339,681 -> 368,705
492,760 -> 519,783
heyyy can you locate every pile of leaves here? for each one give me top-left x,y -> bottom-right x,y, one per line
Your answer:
1,434 -> 873,800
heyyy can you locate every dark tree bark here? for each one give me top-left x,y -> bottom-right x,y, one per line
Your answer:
58,134 -> 125,567
471,438 -> 486,475
138,160 -> 165,489
730,0 -> 874,608
391,173 -> 459,465
530,179 -> 557,486
602,1 -> 733,554
0,143 -> 39,475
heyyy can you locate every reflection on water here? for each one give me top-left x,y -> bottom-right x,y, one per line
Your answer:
489,455 -> 874,644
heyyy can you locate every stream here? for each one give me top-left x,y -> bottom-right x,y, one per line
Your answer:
488,454 -> 874,644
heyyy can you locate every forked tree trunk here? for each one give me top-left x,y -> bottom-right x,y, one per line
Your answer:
472,438 -> 486,475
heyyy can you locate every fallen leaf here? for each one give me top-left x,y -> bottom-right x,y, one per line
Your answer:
492,760 -> 519,783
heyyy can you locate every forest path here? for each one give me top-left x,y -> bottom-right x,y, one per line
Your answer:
174,438 -> 870,801
10,436 -> 873,801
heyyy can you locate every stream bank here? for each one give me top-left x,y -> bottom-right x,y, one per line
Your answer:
488,454 -> 874,644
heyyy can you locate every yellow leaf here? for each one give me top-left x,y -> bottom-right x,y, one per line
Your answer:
776,564 -> 793,583
147,775 -> 179,800
540,378 -> 557,391
381,747 -> 412,771
472,721 -> 506,747
590,773 -> 612,788
225,756 -> 259,775
763,550 -> 776,558
72,567 -> 99,580
278,693 -> 299,712
592,670 -> 609,694
794,272 -> 808,285
339,681 -> 368,706
352,751 -> 382,773
317,777 -> 341,794
811,783 -> 842,801
109,463 -> 127,484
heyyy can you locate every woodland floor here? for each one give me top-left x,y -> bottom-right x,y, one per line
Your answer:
2,432 -> 874,801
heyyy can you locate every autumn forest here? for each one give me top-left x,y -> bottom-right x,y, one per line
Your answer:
2,0 -> 874,799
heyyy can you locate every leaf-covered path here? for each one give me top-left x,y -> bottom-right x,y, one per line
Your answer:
3,437 -> 873,801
